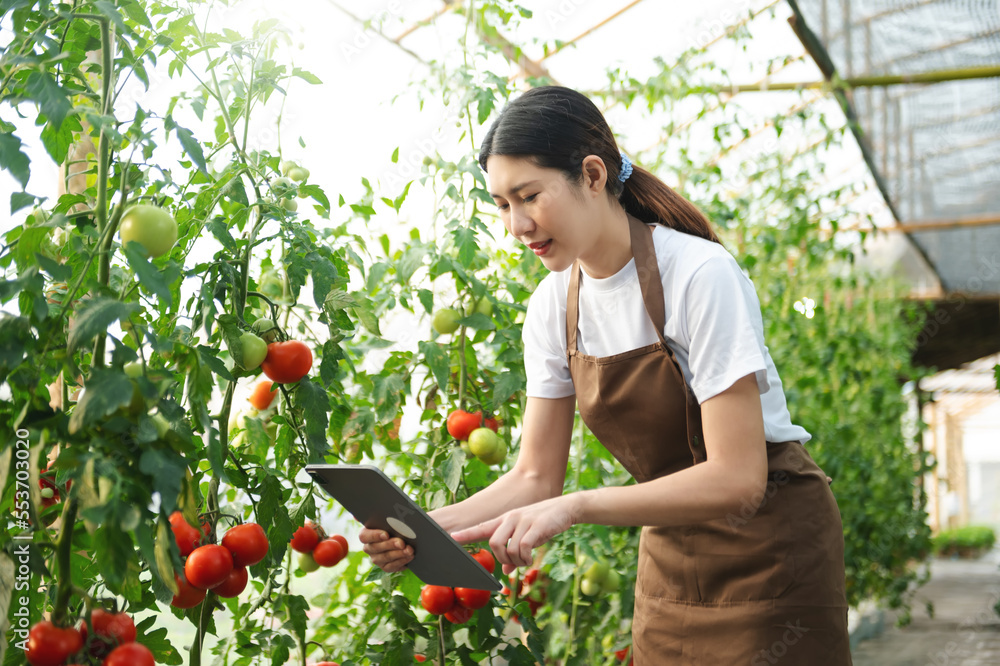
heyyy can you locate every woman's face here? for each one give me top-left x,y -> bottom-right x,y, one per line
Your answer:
486,155 -> 605,273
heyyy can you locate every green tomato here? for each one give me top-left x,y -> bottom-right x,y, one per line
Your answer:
251,318 -> 280,343
298,551 -> 320,573
272,176 -> 294,191
468,427 -> 500,459
432,308 -> 461,335
584,560 -> 610,585
475,296 -> 492,317
237,332 -> 268,371
118,204 -> 178,258
601,568 -> 620,594
123,361 -> 143,378
286,166 -> 309,182
280,198 -> 298,212
479,440 -> 507,466
580,577 -> 601,597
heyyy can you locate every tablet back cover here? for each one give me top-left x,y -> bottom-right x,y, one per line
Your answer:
306,464 -> 501,591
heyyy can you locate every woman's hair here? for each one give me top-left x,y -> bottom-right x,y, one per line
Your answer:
478,86 -> 721,244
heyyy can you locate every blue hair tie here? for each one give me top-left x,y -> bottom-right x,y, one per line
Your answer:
618,152 -> 633,183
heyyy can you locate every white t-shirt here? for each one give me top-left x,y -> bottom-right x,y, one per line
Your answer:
522,224 -> 811,445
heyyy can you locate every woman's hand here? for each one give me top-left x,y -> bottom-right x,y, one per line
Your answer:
359,528 -> 413,573
450,495 -> 579,575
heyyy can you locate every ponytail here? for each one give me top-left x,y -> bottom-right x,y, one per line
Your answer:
620,164 -> 722,245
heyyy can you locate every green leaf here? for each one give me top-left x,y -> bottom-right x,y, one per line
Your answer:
372,373 -> 404,423
135,620 -> 183,665
294,378 -> 331,461
491,371 -> 523,412
0,132 -> 30,188
25,71 -> 73,130
67,297 -> 139,353
140,449 -> 186,515
292,67 -> 322,84
95,523 -> 133,592
442,447 -> 464,493
67,368 -> 136,434
165,118 -> 208,175
122,243 -> 175,307
391,146 -> 399,163
10,191 -> 36,214
452,226 -> 478,267
418,341 -> 450,393
197,343 -> 234,382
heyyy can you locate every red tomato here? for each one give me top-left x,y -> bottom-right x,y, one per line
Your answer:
261,340 -> 312,384
331,534 -> 349,554
25,620 -> 83,666
444,606 -> 473,624
86,609 -> 136,652
103,642 -> 155,666
446,410 -> 480,441
522,568 -> 540,587
482,415 -> 500,432
171,573 -> 206,609
248,380 -> 277,410
169,511 -> 204,557
312,539 -> 346,567
314,662 -> 340,666
419,585 -> 456,615
614,647 -> 633,664
454,587 -> 491,610
221,523 -> 269,567
471,548 -> 494,572
415,657 -> 427,663
185,544 -> 234,590
290,523 -> 321,553
213,566 -> 249,598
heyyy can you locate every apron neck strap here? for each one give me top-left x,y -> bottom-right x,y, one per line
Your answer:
566,213 -> 667,352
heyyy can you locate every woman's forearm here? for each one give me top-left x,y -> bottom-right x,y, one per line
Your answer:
571,459 -> 766,528
430,467 -> 559,533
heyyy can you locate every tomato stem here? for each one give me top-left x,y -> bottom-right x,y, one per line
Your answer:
457,325 -> 468,412
51,496 -> 78,626
437,614 -> 446,666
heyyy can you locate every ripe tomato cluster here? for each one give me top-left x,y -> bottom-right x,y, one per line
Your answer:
418,549 -> 495,624
25,609 -> 155,666
290,522 -> 350,571
446,410 -> 506,466
502,567 -> 546,624
169,514 -> 269,608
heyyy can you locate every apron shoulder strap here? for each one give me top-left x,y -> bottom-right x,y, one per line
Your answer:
566,260 -> 581,352
627,213 -> 668,345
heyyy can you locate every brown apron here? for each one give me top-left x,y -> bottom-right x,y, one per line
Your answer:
566,214 -> 853,664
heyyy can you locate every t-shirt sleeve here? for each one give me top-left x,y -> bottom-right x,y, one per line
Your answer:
682,255 -> 770,403
523,278 -> 576,399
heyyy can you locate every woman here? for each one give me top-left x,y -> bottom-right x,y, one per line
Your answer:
361,86 -> 852,663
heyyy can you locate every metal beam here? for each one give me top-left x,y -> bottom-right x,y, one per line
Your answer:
718,64 -> 1000,92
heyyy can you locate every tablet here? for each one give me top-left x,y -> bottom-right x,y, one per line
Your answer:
305,464 -> 502,591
